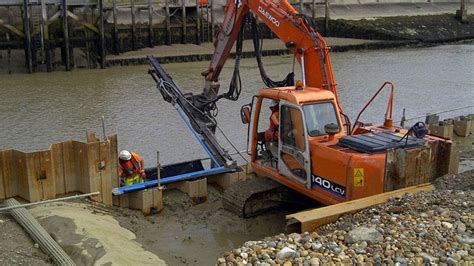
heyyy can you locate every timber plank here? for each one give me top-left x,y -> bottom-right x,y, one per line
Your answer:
286,183 -> 434,233
40,151 -> 55,200
108,135 -> 119,188
152,188 -> 163,213
99,141 -> 112,205
404,149 -> 417,188
85,142 -> 100,201
73,141 -> 89,194
51,143 -> 66,195
86,130 -> 99,143
14,150 -> 29,201
2,150 -> 18,198
25,152 -> 42,202
62,140 -> 78,193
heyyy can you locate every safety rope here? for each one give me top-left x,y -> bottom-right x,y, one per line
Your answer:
395,105 -> 474,124
216,124 -> 249,163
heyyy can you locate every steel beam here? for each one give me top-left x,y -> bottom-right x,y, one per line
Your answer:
22,0 -> 33,73
62,0 -> 70,70
131,0 -> 136,49
148,0 -> 153,47
41,0 -> 52,71
165,0 -> 170,45
112,166 -> 230,195
98,0 -> 105,68
0,0 -> 96,6
112,0 -> 118,53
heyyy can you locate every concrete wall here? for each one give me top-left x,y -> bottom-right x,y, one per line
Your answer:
208,0 -> 471,6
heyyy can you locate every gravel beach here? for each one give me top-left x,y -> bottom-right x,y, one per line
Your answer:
218,170 -> 474,265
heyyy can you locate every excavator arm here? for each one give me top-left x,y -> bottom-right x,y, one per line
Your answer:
203,0 -> 338,98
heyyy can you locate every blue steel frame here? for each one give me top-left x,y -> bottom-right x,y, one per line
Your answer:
112,103 -> 229,196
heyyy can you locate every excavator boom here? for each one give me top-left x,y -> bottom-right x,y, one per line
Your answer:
203,0 -> 338,97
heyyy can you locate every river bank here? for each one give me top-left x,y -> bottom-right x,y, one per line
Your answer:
1,139 -> 472,265
0,11 -> 473,73
106,13 -> 474,66
217,170 -> 474,265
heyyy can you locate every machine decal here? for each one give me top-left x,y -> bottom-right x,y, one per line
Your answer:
311,175 -> 346,197
353,168 -> 364,187
258,6 -> 280,27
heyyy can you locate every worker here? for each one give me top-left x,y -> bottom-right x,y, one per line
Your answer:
265,100 -> 280,143
118,150 -> 146,186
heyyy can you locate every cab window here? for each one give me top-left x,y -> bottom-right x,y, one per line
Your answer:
303,102 -> 340,136
280,105 -> 306,151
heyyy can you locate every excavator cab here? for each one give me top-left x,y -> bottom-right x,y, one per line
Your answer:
242,86 -> 345,191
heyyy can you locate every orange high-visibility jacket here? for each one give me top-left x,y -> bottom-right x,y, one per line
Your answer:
118,152 -> 144,178
265,110 -> 280,142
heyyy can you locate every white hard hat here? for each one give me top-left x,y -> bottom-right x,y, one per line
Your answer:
119,150 -> 132,161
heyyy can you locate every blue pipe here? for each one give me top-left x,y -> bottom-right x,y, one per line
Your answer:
175,105 -> 222,167
112,166 -> 228,195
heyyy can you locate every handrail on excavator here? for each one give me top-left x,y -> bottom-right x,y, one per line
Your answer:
352,81 -> 395,135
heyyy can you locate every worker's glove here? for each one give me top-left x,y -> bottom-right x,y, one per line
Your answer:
139,170 -> 146,179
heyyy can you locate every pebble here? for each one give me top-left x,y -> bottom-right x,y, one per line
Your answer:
442,222 -> 454,229
447,257 -> 458,265
325,242 -> 338,250
395,256 -> 408,264
345,226 -> 383,244
309,258 -> 320,265
277,247 -> 296,260
218,177 -> 474,265
311,242 -> 322,251
457,222 -> 467,233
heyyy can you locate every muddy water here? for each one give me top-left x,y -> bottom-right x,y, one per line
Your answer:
0,44 -> 473,166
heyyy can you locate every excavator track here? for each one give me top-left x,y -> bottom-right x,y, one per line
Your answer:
222,177 -> 312,218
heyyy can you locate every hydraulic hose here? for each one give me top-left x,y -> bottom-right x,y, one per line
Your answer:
5,198 -> 75,266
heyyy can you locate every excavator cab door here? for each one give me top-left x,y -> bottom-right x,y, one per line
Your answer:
278,102 -> 311,187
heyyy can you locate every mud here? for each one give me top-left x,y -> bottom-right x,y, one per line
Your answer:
111,184 -> 294,265
29,202 -> 165,265
328,14 -> 474,42
1,138 -> 472,265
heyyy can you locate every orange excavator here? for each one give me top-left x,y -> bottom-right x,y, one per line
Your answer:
147,0 -> 457,217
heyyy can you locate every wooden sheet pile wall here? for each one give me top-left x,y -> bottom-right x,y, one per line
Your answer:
0,133 -> 118,205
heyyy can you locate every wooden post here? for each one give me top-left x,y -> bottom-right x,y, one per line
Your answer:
165,0 -> 171,45
148,0 -> 154,47
112,0 -> 119,53
455,0 -> 467,22
23,0 -> 33,73
324,0 -> 329,35
62,0 -> 70,71
195,0 -> 200,45
210,0 -> 214,42
41,0 -> 52,72
181,0 -> 186,44
98,0 -> 105,68
156,151 -> 161,188
131,0 -> 136,50
6,7 -> 13,73
311,0 -> 315,20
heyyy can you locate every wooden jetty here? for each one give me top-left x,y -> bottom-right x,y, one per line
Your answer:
0,0 -> 333,73
0,0 -> 217,72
